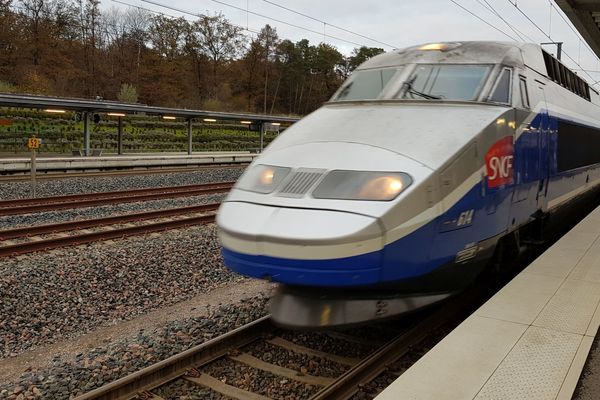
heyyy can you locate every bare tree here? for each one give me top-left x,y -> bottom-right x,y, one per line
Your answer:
148,15 -> 189,60
190,13 -> 245,99
257,24 -> 279,114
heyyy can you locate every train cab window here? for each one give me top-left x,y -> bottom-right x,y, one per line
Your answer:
397,64 -> 491,101
334,68 -> 401,101
488,68 -> 512,104
519,77 -> 530,108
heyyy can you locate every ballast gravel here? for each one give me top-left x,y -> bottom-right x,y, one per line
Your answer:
202,357 -> 321,399
153,380 -> 229,400
0,296 -> 269,400
0,167 -> 245,200
0,224 -> 241,359
278,331 -> 376,359
246,341 -> 349,378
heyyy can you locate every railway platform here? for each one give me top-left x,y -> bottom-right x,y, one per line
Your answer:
0,152 -> 256,174
376,204 -> 600,400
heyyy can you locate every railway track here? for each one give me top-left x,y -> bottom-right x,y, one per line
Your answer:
72,285 -> 486,400
0,182 -> 234,216
0,202 -> 220,257
0,163 -> 248,182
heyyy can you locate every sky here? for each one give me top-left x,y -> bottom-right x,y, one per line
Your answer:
105,0 -> 600,88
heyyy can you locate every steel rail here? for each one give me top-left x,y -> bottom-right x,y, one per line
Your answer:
74,288 -> 488,400
0,182 -> 233,216
0,213 -> 216,257
71,283 -> 492,400
73,316 -> 275,400
0,202 -> 220,240
0,164 -> 246,182
0,181 -> 234,206
310,286 -> 488,400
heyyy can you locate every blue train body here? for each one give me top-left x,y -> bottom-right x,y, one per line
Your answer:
217,42 -> 600,327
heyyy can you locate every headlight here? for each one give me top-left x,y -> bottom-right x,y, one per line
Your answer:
236,164 -> 291,193
313,170 -> 412,201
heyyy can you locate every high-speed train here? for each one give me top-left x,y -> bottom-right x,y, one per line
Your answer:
217,41 -> 600,327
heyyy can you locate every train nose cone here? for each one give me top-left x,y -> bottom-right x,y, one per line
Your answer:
217,202 -> 384,286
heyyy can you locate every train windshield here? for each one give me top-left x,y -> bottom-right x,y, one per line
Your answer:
397,64 -> 491,101
334,68 -> 402,101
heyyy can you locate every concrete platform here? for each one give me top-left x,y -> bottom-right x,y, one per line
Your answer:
0,152 -> 256,173
376,205 -> 600,400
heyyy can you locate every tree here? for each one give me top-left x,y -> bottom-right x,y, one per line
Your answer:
21,69 -> 52,94
103,6 -> 150,93
79,0 -> 101,96
0,0 -> 17,80
0,2 -> 357,114
0,80 -> 17,92
148,15 -> 189,60
257,24 -> 279,114
348,46 -> 384,72
189,13 -> 245,99
117,83 -> 138,103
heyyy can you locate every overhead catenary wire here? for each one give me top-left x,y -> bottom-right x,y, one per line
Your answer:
261,0 -> 398,49
477,0 -> 536,43
12,2 -> 152,44
448,0 -> 518,42
112,0 -> 262,35
140,0 -> 366,48
505,0 -> 599,86
549,0 -> 599,64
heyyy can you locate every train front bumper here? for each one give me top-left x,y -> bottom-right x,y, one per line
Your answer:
217,201 -> 384,286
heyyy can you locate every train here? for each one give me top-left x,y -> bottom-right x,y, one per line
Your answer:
217,41 -> 600,328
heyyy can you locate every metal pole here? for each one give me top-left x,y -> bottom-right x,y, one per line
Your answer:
83,112 -> 90,156
260,122 -> 265,153
117,117 -> 123,155
30,148 -> 37,198
540,42 -> 563,61
187,119 -> 193,155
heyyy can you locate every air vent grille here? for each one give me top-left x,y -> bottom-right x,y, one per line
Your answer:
278,170 -> 324,197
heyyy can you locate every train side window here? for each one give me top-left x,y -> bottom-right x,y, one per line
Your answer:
488,68 -> 512,103
519,77 -> 530,108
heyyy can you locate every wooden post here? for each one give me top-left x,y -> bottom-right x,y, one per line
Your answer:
31,147 -> 37,198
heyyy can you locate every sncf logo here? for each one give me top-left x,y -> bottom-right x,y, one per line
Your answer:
485,136 -> 514,188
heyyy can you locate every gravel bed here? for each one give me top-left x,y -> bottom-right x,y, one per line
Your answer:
245,340 -> 349,378
0,193 -> 226,230
153,380 -> 231,400
349,371 -> 399,400
201,358 -> 320,399
0,224 -> 240,358
278,331 -> 376,359
0,297 -> 269,400
0,167 -> 245,200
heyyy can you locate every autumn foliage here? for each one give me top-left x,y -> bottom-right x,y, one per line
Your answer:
0,0 -> 384,115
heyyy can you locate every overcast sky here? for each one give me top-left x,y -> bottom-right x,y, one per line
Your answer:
106,0 -> 600,87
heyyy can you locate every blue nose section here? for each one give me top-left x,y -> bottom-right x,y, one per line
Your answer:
221,247 -> 383,286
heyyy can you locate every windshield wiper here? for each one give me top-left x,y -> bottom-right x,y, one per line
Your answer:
401,77 -> 443,100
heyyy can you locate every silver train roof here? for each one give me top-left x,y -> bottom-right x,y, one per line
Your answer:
359,41 -> 547,76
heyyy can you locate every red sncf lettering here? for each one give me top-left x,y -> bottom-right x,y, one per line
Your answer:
485,136 -> 514,188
